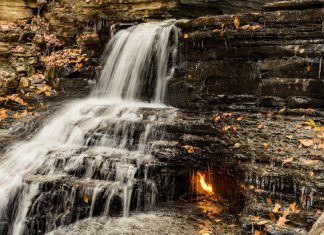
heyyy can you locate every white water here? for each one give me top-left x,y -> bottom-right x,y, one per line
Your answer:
0,21 -> 179,234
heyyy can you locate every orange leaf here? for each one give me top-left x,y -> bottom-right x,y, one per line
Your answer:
269,212 -> 276,221
213,115 -> 221,123
234,15 -> 240,29
254,230 -> 260,235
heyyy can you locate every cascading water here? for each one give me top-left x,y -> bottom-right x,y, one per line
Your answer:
0,21 -> 179,235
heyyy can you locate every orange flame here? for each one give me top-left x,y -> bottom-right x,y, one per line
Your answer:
198,172 -> 214,195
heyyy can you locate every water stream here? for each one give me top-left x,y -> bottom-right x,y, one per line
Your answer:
0,21 -> 180,235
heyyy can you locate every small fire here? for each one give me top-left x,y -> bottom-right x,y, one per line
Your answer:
198,172 -> 214,195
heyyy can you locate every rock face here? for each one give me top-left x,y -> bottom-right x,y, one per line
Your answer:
169,6 -> 324,109
0,0 -> 37,21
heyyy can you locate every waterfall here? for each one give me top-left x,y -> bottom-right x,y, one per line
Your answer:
0,21 -> 179,234
93,21 -> 179,102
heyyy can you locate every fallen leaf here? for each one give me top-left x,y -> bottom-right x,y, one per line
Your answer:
273,203 -> 281,213
294,124 -> 302,129
263,143 -> 270,149
306,64 -> 312,72
276,208 -> 290,227
314,126 -> 324,132
83,194 -> 89,204
234,15 -> 240,29
319,144 -> 324,150
309,118 -> 316,127
299,48 -> 305,54
251,216 -> 261,221
289,203 -> 300,214
213,115 -> 221,123
303,160 -> 319,165
282,157 -> 294,166
13,110 -> 30,119
309,171 -> 315,177
286,135 -> 293,140
254,230 -> 260,235
234,143 -> 241,149
223,126 -> 232,131
0,109 -> 9,120
223,112 -> 232,117
278,108 -> 286,113
266,197 -> 273,204
249,185 -> 255,190
317,132 -> 324,139
299,139 -> 314,147
184,145 -> 198,154
236,116 -> 244,121
269,212 -> 276,221
258,124 -> 264,129
183,33 -> 189,39
258,220 -> 270,225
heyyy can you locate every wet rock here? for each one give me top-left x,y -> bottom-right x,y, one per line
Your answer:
172,6 -> 324,109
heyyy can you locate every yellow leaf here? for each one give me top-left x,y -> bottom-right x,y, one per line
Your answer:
254,230 -> 261,235
304,160 -> 319,165
273,203 -> 281,213
234,15 -> 240,29
258,124 -> 264,129
286,135 -> 293,139
278,108 -> 285,113
299,139 -> 314,147
309,171 -> 315,177
299,48 -> 305,54
83,194 -> 89,204
309,118 -> 316,127
282,157 -> 294,166
183,33 -> 189,39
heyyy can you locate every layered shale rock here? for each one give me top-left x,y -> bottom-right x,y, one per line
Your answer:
170,5 -> 324,109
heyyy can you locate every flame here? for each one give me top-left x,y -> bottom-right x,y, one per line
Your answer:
198,172 -> 214,195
